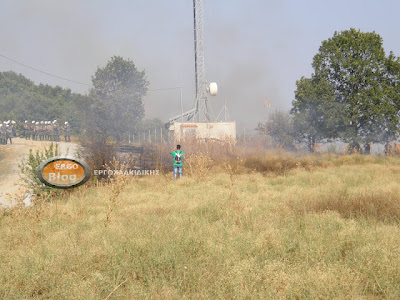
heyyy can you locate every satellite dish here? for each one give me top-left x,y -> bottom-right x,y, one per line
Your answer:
209,82 -> 218,96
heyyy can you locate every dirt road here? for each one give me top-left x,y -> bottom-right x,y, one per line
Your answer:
0,138 -> 80,207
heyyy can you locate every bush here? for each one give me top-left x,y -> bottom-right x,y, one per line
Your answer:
18,143 -> 59,197
79,138 -> 116,176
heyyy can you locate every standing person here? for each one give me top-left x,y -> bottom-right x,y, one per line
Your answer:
46,121 -> 50,141
63,121 -> 71,142
53,120 -> 59,142
385,141 -> 392,156
170,145 -> 184,179
11,121 -> 16,137
38,121 -> 44,141
33,121 -> 39,140
31,121 -> 36,140
364,142 -> 371,155
6,124 -> 13,144
43,121 -> 47,140
0,124 -> 5,145
24,121 -> 29,139
47,121 -> 53,141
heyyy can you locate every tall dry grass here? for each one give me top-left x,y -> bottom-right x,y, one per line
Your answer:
1,153 -> 400,298
289,189 -> 400,223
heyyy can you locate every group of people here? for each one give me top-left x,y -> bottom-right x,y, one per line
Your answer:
0,119 -> 71,145
22,120 -> 71,142
0,120 -> 16,145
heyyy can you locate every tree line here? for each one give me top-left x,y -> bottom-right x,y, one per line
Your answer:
3,29 -> 399,152
0,56 -> 160,143
0,71 -> 86,130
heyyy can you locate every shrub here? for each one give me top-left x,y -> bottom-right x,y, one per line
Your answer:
18,143 -> 60,198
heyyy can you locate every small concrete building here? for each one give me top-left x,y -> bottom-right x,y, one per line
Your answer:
169,121 -> 236,142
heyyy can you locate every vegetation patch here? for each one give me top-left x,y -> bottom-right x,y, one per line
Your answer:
1,157 -> 400,298
289,190 -> 400,223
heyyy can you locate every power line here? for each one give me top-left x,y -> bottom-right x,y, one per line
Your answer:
0,53 -> 183,92
148,87 -> 181,92
0,53 -> 91,86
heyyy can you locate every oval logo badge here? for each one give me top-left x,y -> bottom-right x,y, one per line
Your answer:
36,157 -> 91,189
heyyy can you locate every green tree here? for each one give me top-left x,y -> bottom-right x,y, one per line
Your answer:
87,56 -> 149,144
291,76 -> 343,152
311,28 -> 400,145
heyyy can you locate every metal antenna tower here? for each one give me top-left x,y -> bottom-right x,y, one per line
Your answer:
166,0 -> 217,127
192,0 -> 210,122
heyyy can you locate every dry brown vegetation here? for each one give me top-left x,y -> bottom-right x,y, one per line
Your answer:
1,145 -> 400,299
289,189 -> 400,223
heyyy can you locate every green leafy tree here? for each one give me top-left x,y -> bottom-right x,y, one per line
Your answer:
377,52 -> 400,142
87,56 -> 149,144
311,28 -> 400,145
291,76 -> 343,152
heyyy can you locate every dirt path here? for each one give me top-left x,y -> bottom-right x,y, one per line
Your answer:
0,138 -> 80,207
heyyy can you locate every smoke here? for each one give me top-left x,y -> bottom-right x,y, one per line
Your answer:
0,0 -> 289,130
0,1 -> 111,91
1,0 -> 398,131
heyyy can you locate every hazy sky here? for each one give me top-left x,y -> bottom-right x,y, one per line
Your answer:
0,0 -> 399,132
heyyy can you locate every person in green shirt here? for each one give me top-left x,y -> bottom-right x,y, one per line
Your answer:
171,145 -> 184,179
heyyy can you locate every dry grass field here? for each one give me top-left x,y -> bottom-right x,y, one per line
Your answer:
1,152 -> 400,299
